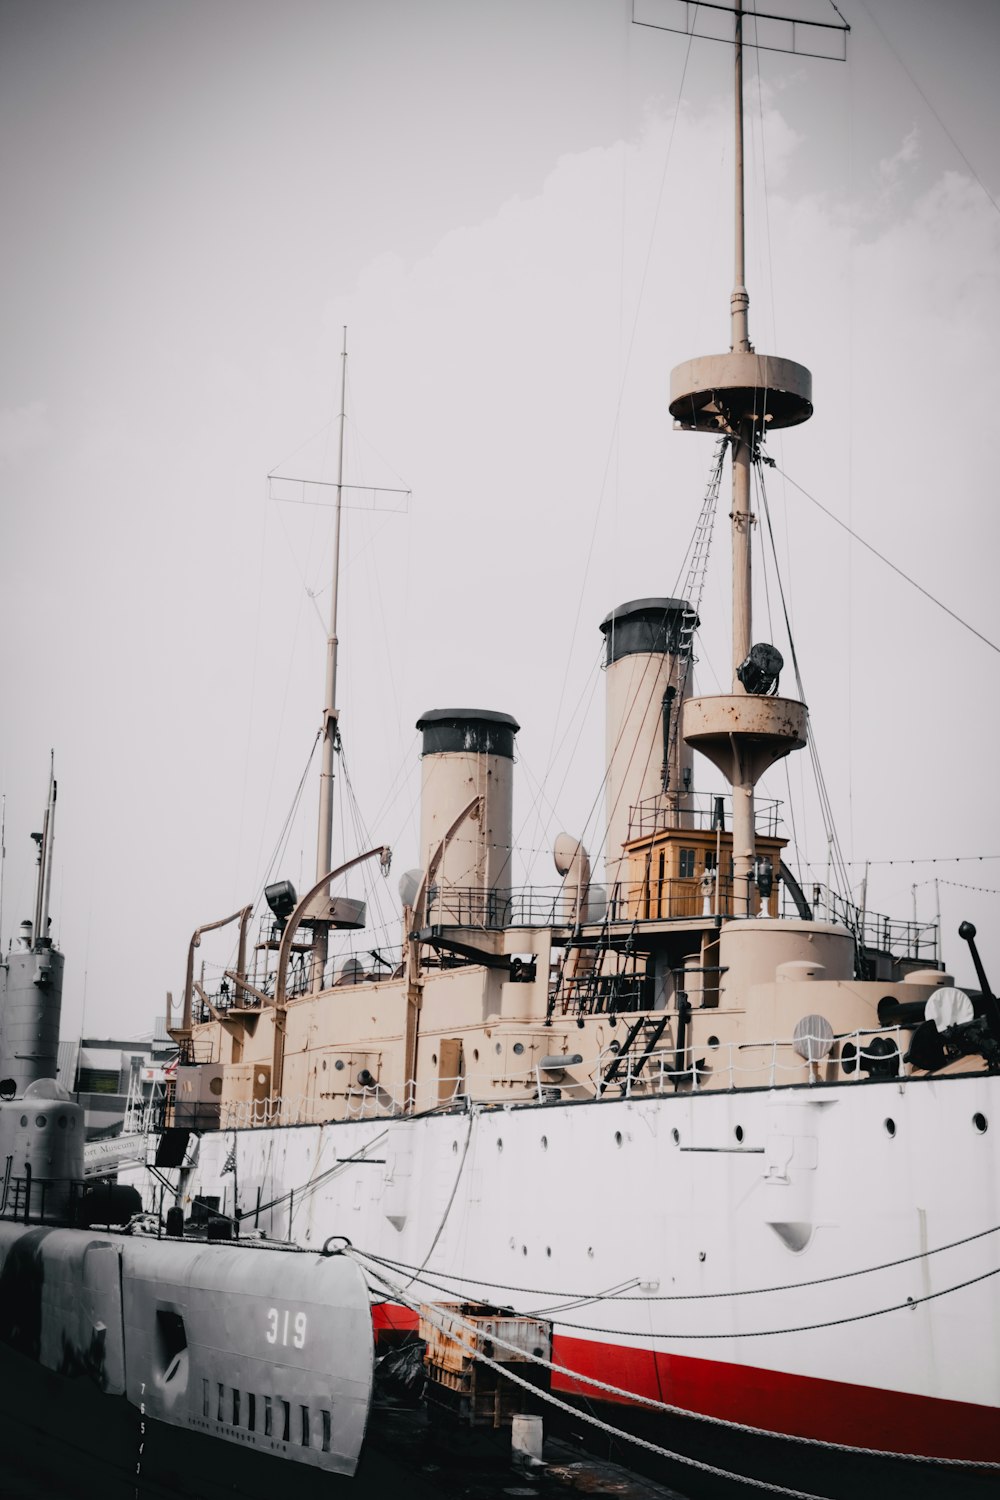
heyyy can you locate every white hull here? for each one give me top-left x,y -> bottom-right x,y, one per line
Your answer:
140,1068 -> 1000,1482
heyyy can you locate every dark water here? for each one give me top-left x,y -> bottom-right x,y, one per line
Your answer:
0,1400 -> 689,1500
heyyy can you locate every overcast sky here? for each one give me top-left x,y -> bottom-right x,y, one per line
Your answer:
1,0 -> 998,1040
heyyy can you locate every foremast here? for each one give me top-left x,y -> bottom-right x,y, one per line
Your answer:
312,327 -> 349,990
669,0 -> 811,916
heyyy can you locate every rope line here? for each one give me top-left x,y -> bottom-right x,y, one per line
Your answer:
361,1259 -> 834,1498
359,1223 -> 1000,1305
354,1252 -> 998,1477
524,1263 -> 1000,1340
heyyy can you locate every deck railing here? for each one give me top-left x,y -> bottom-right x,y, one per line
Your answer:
627,791 -> 784,841
212,1023 -> 914,1129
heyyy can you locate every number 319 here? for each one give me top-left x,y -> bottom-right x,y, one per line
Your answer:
266,1307 -> 307,1348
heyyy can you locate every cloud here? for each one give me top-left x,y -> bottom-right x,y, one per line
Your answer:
877,125 -> 920,190
0,400 -> 50,461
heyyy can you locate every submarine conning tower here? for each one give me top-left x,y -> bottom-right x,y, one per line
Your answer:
599,598 -> 696,896
668,0 -> 810,917
415,709 -> 519,926
0,765 -> 64,1095
0,1080 -> 84,1221
0,924 -> 65,1097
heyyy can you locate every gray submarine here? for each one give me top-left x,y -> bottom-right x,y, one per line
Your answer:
0,772 -> 375,1499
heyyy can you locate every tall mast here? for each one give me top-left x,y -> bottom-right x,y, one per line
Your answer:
312,328 -> 348,986
668,0 -> 812,917
32,753 -> 56,944
732,0 -> 749,358
730,0 -> 752,694
728,0 -> 755,890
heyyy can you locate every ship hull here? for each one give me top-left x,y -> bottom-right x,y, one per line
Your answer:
143,1069 -> 1000,1495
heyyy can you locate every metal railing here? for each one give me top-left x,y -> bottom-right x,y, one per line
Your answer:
555,971 -> 648,1017
628,791 -> 783,841
800,882 -> 938,963
603,1025 -> 908,1095
193,944 -> 405,1023
212,1023 -> 917,1128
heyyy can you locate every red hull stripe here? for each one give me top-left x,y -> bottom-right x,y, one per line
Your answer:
370,1300 -> 997,1463
372,1301 -> 420,1334
553,1332 -> 1000,1464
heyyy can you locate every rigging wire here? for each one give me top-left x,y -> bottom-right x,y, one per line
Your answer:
354,1218 -> 1000,1306
234,1131 -> 390,1220
774,464 -> 1000,657
232,481 -> 276,911
369,1264 -> 829,1500
797,854 -> 1000,868
527,23 -> 697,869
856,0 -> 1000,222
338,737 -> 394,938
922,877 -> 1000,897
568,443 -> 728,897
253,729 -> 322,916
756,460 -> 854,912
355,1251 -> 998,1479
522,1265 -> 1000,1340
504,641 -> 605,889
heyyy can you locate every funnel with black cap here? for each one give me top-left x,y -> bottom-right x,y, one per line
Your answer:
415,709 -> 519,925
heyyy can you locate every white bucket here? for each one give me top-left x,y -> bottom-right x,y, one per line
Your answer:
511,1413 -> 544,1463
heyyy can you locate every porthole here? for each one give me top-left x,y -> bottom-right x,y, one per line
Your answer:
521,1245 -> 527,1256
707,1035 -> 720,1049
209,1077 -> 223,1097
496,1138 -> 503,1153
495,1042 -> 502,1055
734,1124 -> 744,1144
19,1114 -> 27,1127
57,1115 -> 67,1129
512,1042 -> 525,1056
614,1131 -> 623,1148
540,1135 -> 548,1150
334,1059 -> 345,1071
884,1118 -> 896,1138
671,1127 -> 680,1146
545,1246 -> 552,1257
587,1246 -> 594,1259
451,1140 -> 458,1154
473,1049 -> 480,1062
35,1115 -> 47,1128
973,1112 -> 988,1134
321,1059 -> 327,1071
431,1053 -> 438,1065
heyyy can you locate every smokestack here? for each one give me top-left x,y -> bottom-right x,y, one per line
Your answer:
415,709 -> 519,926
599,598 -> 695,896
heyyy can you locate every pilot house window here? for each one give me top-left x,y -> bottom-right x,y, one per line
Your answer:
679,848 -> 696,878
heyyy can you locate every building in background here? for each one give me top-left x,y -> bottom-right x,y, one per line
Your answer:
57,1016 -> 175,1138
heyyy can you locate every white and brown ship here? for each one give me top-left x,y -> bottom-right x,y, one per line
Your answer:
6,5 -> 998,1498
